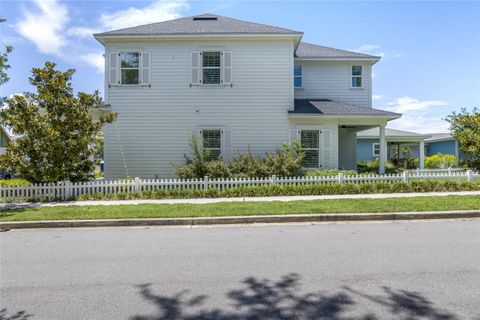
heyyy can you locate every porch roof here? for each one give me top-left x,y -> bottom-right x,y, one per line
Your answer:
357,127 -> 427,140
290,99 -> 400,119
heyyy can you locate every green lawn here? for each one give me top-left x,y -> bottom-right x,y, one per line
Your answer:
0,195 -> 479,222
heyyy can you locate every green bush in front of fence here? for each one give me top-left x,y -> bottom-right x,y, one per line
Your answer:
425,153 -> 458,169
304,169 -> 358,177
0,179 -> 31,186
73,180 -> 480,201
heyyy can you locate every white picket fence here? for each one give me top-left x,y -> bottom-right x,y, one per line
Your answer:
0,169 -> 478,203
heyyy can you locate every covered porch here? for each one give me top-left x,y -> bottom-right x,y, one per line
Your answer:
289,99 -> 402,174
357,128 -> 427,169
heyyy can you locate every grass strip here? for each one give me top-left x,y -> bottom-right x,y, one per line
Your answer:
0,195 -> 479,222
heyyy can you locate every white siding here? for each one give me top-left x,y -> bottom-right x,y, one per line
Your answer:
104,39 -> 295,179
338,128 -> 357,170
294,60 -> 372,107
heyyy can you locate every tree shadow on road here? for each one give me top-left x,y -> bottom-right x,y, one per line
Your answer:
0,308 -> 33,320
130,273 -> 459,320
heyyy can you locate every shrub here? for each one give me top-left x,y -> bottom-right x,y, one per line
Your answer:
425,153 -> 457,169
406,158 -> 419,169
72,180 -> 480,201
0,179 -> 31,186
304,169 -> 357,177
174,140 -> 304,179
460,158 -> 480,170
357,160 -> 400,174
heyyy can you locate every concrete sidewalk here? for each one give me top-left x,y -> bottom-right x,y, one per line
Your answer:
1,190 -> 479,209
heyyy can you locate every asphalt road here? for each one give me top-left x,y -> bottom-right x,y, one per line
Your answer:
1,219 -> 479,320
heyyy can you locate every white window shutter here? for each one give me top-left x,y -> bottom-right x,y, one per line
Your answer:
191,128 -> 203,152
221,129 -> 233,161
141,52 -> 150,85
222,51 -> 233,85
109,53 -> 118,85
190,51 -> 200,85
289,129 -> 300,145
321,129 -> 332,168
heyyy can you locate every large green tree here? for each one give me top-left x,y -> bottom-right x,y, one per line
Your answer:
0,62 -> 117,183
0,17 -> 13,86
446,108 -> 480,170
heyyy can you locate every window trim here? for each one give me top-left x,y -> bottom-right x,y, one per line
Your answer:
351,65 -> 363,88
372,142 -> 380,156
300,129 -> 320,168
294,65 -> 303,89
119,52 -> 141,86
201,51 -> 222,85
201,128 -> 222,161
113,51 -> 151,87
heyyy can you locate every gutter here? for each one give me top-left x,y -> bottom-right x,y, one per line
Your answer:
94,33 -> 304,45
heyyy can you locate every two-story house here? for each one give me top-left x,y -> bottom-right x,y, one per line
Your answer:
94,14 -> 401,179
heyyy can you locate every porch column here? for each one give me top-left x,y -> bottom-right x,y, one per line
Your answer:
419,140 -> 425,169
379,125 -> 386,174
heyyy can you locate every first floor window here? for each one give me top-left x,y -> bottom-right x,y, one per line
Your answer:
372,143 -> 380,156
120,52 -> 140,85
294,65 -> 302,88
301,130 -> 319,168
351,65 -> 363,87
202,129 -> 222,160
202,51 -> 221,84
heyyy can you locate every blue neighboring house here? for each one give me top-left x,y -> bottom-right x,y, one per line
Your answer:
357,128 -> 427,166
425,133 -> 471,161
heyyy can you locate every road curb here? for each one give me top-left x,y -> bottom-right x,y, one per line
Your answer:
1,210 -> 479,229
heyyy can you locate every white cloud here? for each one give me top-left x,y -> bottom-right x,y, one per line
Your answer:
15,0 -> 189,74
377,96 -> 451,134
67,27 -> 101,39
16,0 -> 70,56
80,52 -> 105,73
354,44 -> 381,52
388,113 -> 450,134
372,95 -> 384,101
352,44 -> 404,60
386,96 -> 448,113
100,0 -> 189,31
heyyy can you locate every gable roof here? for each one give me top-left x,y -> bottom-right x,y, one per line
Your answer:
295,42 -> 380,60
95,13 -> 303,37
290,99 -> 400,118
357,128 -> 426,139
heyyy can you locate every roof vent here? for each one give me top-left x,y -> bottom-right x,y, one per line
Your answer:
193,16 -> 218,21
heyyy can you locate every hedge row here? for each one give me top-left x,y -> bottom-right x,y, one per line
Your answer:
75,180 -> 480,201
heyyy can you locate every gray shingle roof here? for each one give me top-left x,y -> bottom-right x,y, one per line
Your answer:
357,128 -> 426,138
425,133 -> 454,142
290,99 -> 400,118
295,42 -> 380,59
95,13 -> 303,37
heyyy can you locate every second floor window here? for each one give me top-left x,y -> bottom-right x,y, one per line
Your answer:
351,65 -> 363,88
202,51 -> 221,84
294,65 -> 302,88
120,52 -> 140,85
202,129 -> 222,160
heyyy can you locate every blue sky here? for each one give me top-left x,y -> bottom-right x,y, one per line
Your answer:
1,0 -> 479,133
